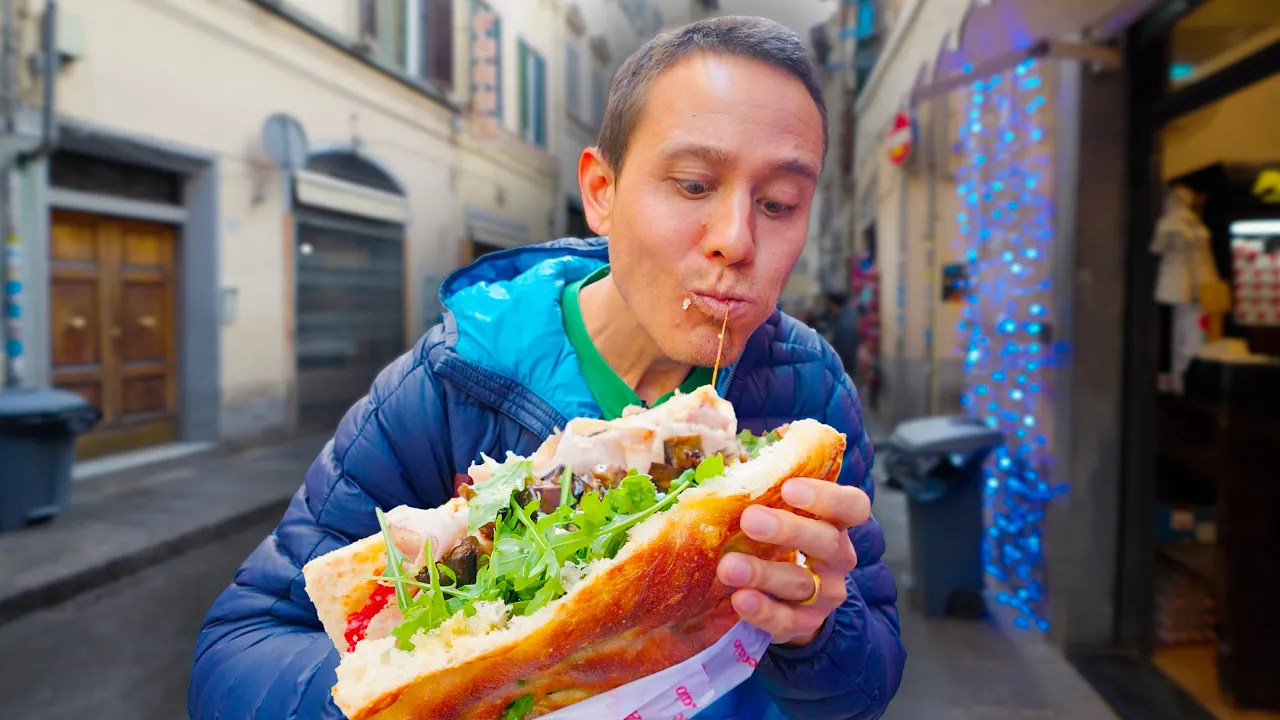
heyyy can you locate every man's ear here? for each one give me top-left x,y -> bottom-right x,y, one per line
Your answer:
579,147 -> 615,237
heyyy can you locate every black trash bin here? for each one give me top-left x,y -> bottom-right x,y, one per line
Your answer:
881,415 -> 1003,619
0,388 -> 101,532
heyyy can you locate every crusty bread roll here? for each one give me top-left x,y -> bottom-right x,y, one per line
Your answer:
302,388 -> 845,720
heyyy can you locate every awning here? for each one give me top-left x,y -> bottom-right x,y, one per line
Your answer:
857,0 -> 1160,117
294,169 -> 410,225
912,0 -> 1163,103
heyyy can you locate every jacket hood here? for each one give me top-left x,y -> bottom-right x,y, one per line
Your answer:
438,237 -> 610,423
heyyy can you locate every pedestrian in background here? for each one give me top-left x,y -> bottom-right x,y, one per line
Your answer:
828,292 -> 861,376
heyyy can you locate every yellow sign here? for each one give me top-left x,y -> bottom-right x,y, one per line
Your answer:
1253,169 -> 1280,204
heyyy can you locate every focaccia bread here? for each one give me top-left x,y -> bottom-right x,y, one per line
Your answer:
302,386 -> 846,719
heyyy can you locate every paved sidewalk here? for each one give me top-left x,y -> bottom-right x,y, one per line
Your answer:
0,434 -> 327,626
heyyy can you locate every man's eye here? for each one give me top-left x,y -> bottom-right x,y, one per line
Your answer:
676,180 -> 711,197
762,200 -> 796,216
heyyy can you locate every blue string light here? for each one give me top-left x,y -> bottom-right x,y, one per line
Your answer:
955,58 -> 1064,633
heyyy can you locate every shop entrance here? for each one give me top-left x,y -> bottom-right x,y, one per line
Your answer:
1118,0 -> 1280,717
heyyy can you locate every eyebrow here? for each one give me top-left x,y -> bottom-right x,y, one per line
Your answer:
659,142 -> 819,182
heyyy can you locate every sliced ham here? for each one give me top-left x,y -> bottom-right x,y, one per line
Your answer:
363,602 -> 406,642
385,502 -> 470,567
529,389 -> 738,480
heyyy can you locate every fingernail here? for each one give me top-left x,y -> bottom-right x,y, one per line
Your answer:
741,509 -> 778,537
737,592 -> 760,614
783,481 -> 815,508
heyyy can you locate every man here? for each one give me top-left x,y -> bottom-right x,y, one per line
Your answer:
189,16 -> 904,720
828,293 -> 862,380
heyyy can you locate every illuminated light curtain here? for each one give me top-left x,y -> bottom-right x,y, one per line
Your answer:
954,58 -> 1066,632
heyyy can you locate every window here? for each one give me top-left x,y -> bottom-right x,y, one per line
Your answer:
565,42 -> 582,120
519,39 -> 548,148
592,67 -> 608,127
356,0 -> 453,90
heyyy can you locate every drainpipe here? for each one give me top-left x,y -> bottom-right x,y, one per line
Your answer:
843,0 -> 859,293
1,0 -> 58,388
21,0 -> 58,163
922,94 -> 938,414
1,0 -> 21,387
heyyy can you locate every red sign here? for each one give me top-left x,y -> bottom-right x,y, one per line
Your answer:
470,0 -> 501,138
887,111 -> 914,166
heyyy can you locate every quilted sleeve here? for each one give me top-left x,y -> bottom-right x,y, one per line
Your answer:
187,334 -> 457,720
755,346 -> 907,719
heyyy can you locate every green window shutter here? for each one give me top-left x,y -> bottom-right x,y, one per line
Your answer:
519,40 -> 530,140
493,14 -> 503,121
534,53 -> 547,147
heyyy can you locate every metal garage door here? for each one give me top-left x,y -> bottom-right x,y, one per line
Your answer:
295,210 -> 405,429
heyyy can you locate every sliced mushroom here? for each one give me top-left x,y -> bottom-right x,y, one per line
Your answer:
426,535 -> 484,587
664,435 -> 704,471
587,464 -> 627,491
648,463 -> 682,492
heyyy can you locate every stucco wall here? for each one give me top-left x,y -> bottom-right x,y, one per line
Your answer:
55,0 -> 458,437
455,0 -> 565,245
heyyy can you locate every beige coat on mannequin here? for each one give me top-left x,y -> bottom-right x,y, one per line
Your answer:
1151,185 -> 1221,305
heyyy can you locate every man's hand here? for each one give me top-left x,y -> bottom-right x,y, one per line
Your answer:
716,478 -> 872,647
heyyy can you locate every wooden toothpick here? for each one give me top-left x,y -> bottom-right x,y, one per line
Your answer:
712,308 -> 730,388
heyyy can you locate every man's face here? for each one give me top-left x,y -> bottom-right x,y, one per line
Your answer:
582,53 -> 824,367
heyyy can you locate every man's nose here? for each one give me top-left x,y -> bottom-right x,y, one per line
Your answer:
701,186 -> 755,265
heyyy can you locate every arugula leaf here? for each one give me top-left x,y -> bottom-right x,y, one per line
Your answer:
489,536 -> 538,578
695,453 -> 725,482
577,488 -> 609,527
375,507 -> 413,612
501,693 -> 534,720
391,538 -> 450,651
468,460 -> 532,534
558,466 -> 574,509
612,473 -> 657,514
737,429 -> 781,459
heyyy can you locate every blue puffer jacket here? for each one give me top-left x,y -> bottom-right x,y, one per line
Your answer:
188,237 -> 905,720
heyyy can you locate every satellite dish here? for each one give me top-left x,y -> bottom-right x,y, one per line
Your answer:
261,113 -> 309,171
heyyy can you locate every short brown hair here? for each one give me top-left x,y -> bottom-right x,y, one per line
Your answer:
596,16 -> 828,174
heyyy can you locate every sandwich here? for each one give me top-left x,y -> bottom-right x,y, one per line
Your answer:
302,385 -> 845,720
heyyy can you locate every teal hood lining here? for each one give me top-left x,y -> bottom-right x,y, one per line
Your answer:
436,237 -> 738,425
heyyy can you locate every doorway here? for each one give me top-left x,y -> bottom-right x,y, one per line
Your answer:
1115,1 -> 1280,717
49,210 -> 179,459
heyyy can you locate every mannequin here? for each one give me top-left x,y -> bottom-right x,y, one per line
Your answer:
1151,184 -> 1222,393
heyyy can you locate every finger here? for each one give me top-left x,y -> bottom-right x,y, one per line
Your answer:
730,589 -> 824,645
718,552 -> 819,603
731,588 -> 800,635
740,505 -> 859,572
781,478 -> 871,529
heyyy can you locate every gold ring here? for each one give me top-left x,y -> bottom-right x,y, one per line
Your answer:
799,563 -> 822,606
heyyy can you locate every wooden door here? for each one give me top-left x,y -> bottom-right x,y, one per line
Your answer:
50,210 -> 178,459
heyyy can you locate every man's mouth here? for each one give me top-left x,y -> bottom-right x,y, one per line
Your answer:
687,292 -> 750,320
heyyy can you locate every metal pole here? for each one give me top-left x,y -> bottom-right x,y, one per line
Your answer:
844,0 -> 860,290
923,95 -> 939,414
1,0 -> 57,388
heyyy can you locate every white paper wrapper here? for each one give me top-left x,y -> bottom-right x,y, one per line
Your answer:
539,621 -> 772,720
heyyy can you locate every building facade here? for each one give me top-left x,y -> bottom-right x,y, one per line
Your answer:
852,0 -> 1280,715
0,0 -> 849,464
0,0 -> 586,459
